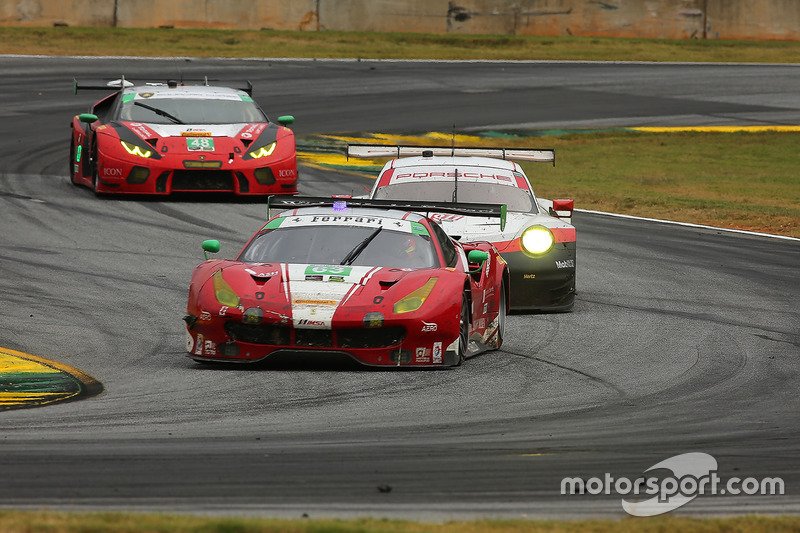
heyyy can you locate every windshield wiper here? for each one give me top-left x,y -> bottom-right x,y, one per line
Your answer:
339,227 -> 383,265
132,101 -> 184,124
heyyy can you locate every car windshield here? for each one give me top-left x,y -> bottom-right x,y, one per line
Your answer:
239,225 -> 438,269
118,97 -> 267,124
373,181 -> 537,213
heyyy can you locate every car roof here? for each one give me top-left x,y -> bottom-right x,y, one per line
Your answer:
122,84 -> 249,101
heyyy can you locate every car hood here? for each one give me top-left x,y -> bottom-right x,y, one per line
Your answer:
123,122 -> 258,138
210,262 -> 434,328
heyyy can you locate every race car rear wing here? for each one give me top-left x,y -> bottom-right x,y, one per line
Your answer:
347,144 -> 555,165
73,77 -> 134,93
267,195 -> 507,231
73,77 -> 254,95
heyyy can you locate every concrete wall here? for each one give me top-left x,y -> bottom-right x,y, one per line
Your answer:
1,0 -> 798,41
2,0 -> 114,27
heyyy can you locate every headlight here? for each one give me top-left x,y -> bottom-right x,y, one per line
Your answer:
120,140 -> 152,158
393,278 -> 438,314
520,226 -> 555,255
249,142 -> 277,159
212,270 -> 240,308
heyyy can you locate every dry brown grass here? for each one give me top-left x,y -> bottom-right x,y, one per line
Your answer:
1,26 -> 800,62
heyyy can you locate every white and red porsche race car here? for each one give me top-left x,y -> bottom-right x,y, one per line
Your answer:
349,144 -> 576,312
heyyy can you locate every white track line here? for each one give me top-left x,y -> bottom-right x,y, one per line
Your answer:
577,208 -> 800,241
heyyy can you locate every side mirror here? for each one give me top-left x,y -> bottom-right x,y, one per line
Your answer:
277,115 -> 295,126
79,113 -> 98,123
466,249 -> 489,274
552,198 -> 574,218
202,239 -> 220,260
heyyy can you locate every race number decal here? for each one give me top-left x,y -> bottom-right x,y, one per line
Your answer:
187,138 -> 215,151
305,265 -> 353,276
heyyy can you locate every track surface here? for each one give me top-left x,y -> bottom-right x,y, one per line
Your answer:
0,57 -> 798,520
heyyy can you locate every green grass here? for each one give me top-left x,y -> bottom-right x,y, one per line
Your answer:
0,511 -> 799,533
2,26 -> 800,62
528,130 -> 800,237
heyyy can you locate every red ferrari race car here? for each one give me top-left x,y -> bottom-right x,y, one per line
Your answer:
349,144 -> 576,312
69,77 -> 297,195
184,197 -> 510,367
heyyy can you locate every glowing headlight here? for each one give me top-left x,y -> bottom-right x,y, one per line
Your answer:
249,142 -> 277,159
520,226 -> 555,255
393,277 -> 438,314
212,270 -> 240,308
120,140 -> 152,158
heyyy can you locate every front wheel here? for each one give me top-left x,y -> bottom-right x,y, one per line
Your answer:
68,139 -> 78,185
89,144 -> 101,195
457,294 -> 470,365
494,280 -> 506,349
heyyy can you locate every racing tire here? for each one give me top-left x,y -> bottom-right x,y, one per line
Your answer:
91,159 -> 97,192
457,293 -> 469,365
68,139 -> 78,185
495,280 -> 506,350
89,144 -> 102,196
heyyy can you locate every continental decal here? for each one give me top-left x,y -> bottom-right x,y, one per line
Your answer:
292,299 -> 338,306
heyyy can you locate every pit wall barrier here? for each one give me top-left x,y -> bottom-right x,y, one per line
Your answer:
2,0 -> 798,41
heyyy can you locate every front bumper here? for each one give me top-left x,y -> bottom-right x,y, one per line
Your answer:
95,151 -> 298,195
185,315 -> 462,367
500,241 -> 576,311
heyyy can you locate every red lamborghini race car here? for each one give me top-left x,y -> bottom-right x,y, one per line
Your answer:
69,78 -> 297,195
184,197 -> 510,367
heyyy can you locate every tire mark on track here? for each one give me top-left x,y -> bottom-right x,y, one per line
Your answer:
506,349 -> 627,400
579,295 -> 799,340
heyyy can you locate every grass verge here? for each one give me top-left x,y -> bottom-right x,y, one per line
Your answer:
0,511 -> 800,533
2,26 -> 800,62
527,130 -> 800,237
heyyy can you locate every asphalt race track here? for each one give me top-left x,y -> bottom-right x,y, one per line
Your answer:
0,56 -> 798,520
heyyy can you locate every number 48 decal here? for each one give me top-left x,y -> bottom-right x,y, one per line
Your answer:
187,138 -> 215,151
